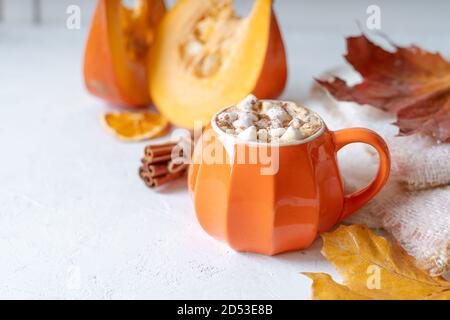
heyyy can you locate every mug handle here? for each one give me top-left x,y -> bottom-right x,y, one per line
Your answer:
332,128 -> 391,221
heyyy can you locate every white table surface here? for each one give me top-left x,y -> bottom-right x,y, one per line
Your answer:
1,0 -> 449,299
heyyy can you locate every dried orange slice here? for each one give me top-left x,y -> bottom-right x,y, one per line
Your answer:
102,111 -> 169,141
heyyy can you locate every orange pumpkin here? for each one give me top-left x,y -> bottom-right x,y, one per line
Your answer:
84,0 -> 166,107
148,0 -> 287,128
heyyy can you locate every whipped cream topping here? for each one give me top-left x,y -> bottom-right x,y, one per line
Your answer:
214,95 -> 323,143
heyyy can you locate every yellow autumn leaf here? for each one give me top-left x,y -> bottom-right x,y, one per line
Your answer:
102,111 -> 169,142
303,224 -> 450,300
303,273 -> 370,300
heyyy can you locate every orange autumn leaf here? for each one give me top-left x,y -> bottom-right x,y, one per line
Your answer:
102,111 -> 169,141
303,225 -> 450,300
317,35 -> 450,142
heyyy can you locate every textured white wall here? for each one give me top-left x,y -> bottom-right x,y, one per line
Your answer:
1,0 -> 96,24
1,0 -> 449,299
2,0 -> 449,35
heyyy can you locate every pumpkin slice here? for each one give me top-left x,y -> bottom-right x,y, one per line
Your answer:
149,0 -> 287,128
102,111 -> 169,141
84,0 -> 166,107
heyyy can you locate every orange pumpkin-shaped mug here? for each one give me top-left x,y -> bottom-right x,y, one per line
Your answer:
188,102 -> 390,255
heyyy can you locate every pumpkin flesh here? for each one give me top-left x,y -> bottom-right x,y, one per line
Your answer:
149,0 -> 287,128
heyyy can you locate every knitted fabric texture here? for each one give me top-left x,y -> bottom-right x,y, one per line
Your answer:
307,67 -> 450,275
390,135 -> 450,190
346,181 -> 450,276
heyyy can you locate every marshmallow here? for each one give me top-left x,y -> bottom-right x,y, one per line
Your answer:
270,119 -> 283,129
284,102 -> 298,118
289,118 -> 304,129
256,117 -> 270,129
237,126 -> 257,142
299,123 -> 319,136
261,101 -> 275,112
236,94 -> 257,111
265,106 -> 291,123
217,111 -> 238,124
280,126 -> 305,142
232,113 -> 257,129
296,108 -> 311,121
257,129 -> 268,142
306,114 -> 321,126
269,127 -> 286,138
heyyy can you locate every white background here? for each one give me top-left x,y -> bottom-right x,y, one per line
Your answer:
1,0 -> 449,299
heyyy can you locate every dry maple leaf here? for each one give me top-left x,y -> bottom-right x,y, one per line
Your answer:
317,35 -> 450,142
303,225 -> 450,300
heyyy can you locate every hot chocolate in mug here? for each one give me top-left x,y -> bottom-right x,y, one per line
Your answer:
188,99 -> 390,255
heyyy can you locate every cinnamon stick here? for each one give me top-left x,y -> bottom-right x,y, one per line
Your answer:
139,140 -> 191,189
145,142 -> 177,158
139,166 -> 155,188
151,171 -> 184,187
142,153 -> 172,164
148,163 -> 170,177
